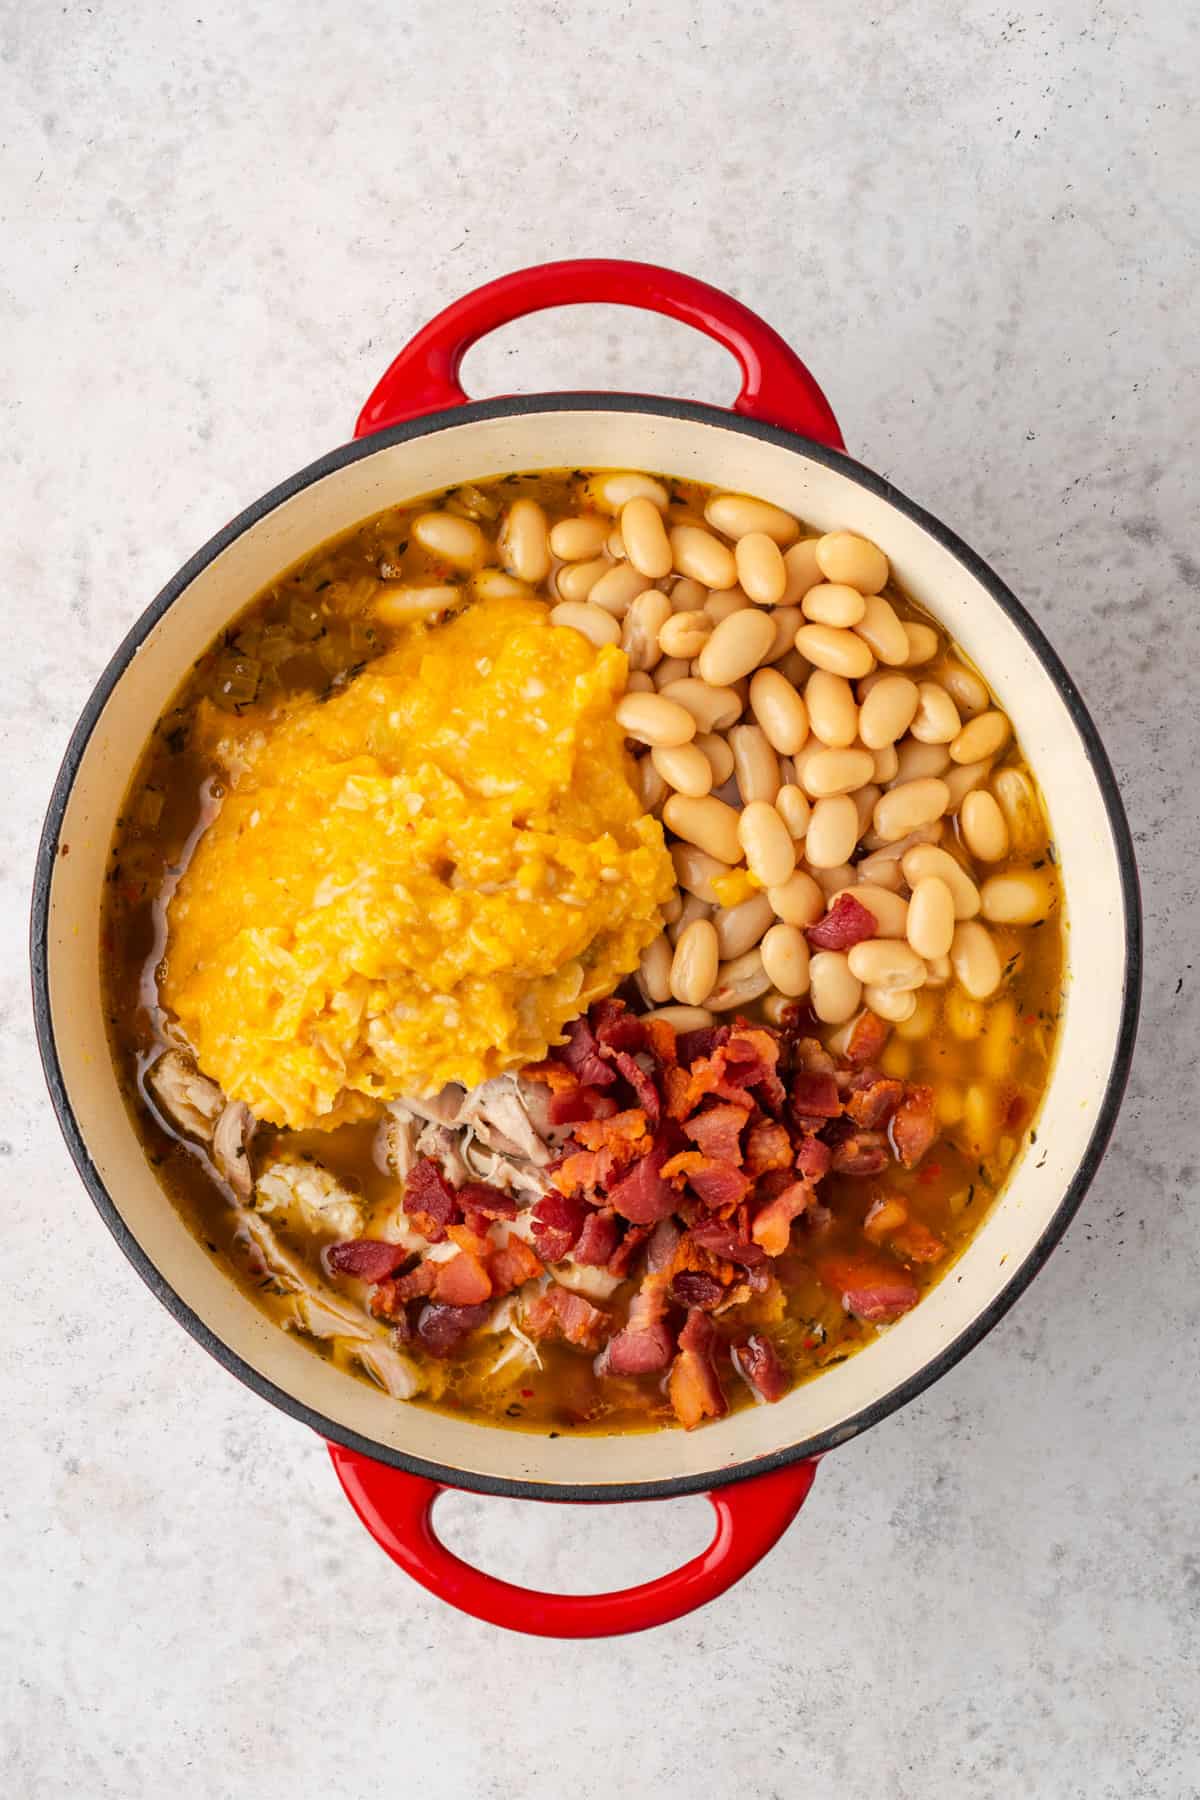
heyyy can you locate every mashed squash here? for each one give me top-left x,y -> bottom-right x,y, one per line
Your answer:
163,595 -> 674,1128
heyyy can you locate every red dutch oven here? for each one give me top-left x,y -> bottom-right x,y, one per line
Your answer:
32,260 -> 1140,1638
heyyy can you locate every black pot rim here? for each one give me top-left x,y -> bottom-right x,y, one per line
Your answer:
30,392 -> 1142,1503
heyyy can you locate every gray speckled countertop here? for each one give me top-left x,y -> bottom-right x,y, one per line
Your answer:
3,2 -> 1198,1795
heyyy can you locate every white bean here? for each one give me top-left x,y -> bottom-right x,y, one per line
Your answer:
890,739 -> 951,785
749,667 -> 809,754
801,746 -> 876,798
853,593 -> 909,666
615,691 -> 697,747
636,754 -> 668,815
637,933 -> 673,1004
670,523 -> 738,590
858,673 -> 919,748
871,743 -> 900,783
805,669 -> 858,747
951,710 -> 1011,764
767,869 -> 825,926
734,532 -> 788,605
767,605 -> 803,662
794,623 -> 875,679
980,870 -> 1054,925
760,924 -> 811,996
847,938 -> 928,991
902,623 -> 939,667
698,609 -> 776,685
738,801 -> 797,886
943,758 -> 994,812
549,515 -> 610,562
836,881 -> 909,937
549,600 -> 622,648
941,662 -> 990,717
589,562 -> 653,618
802,583 -> 867,628
805,794 -> 859,867
909,681 -> 962,745
992,767 -> 1045,853
714,892 -> 776,959
961,790 -> 1010,861
621,496 -> 674,579
498,498 -> 551,583
729,724 -> 781,804
809,950 -> 862,1023
375,585 -> 467,624
670,843 -> 729,904
471,568 -> 532,602
555,556 -> 610,603
707,948 -> 774,1011
412,510 -> 489,571
654,655 -> 693,689
779,538 -> 823,604
670,918 -> 721,1005
659,677 -> 743,733
645,1005 -> 716,1030
872,777 -> 950,842
815,531 -> 889,595
621,589 -> 673,671
589,471 -> 669,513
651,742 -> 714,798
950,920 -> 1003,999
775,783 -> 811,839
695,731 -> 735,786
906,876 -> 956,959
663,793 -> 744,864
864,984 -> 918,1023
901,844 -> 981,920
658,610 -> 712,659
705,493 -> 800,544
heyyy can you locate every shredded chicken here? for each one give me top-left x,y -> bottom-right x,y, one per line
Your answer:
254,1155 -> 364,1239
147,1050 -> 224,1138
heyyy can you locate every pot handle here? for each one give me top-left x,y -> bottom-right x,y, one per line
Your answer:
354,258 -> 844,448
327,1441 -> 817,1638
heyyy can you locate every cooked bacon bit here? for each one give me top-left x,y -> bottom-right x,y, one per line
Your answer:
554,1146 -> 616,1196
863,1194 -> 909,1243
890,1085 -> 937,1168
745,1119 -> 793,1176
522,1060 -> 579,1094
611,1049 -> 661,1125
370,1258 -> 439,1320
684,1103 -> 748,1165
789,1071 -> 842,1119
607,1141 -> 680,1224
660,1151 -> 752,1212
889,1217 -> 946,1264
794,1133 -> 833,1180
846,1075 -> 905,1130
751,1179 -> 815,1255
573,1108 -> 650,1153
668,1309 -> 728,1429
326,1238 -> 409,1283
559,1014 -> 616,1086
489,1237 -> 545,1295
415,1300 -> 491,1356
793,1036 -> 836,1075
672,1270 -> 724,1308
643,1017 -> 678,1066
433,1248 -> 493,1307
603,1270 -> 674,1374
676,1024 -> 731,1065
402,1157 -> 460,1241
816,1252 -> 920,1323
530,1188 -> 592,1261
457,1181 -> 519,1219
646,1215 -> 683,1271
690,1217 -> 767,1265
829,1131 -> 890,1176
574,1208 -> 621,1266
731,1334 -> 788,1402
547,1086 -> 620,1127
845,1010 -> 890,1066
806,892 -> 877,950
446,1222 -> 493,1257
525,1283 -> 610,1350
591,997 -> 647,1054
607,1221 -> 653,1276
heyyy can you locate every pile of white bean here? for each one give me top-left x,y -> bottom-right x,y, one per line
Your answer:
375,471 -> 1057,1041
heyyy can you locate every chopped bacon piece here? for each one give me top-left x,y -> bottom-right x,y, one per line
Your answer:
794,1133 -> 833,1180
731,1334 -> 789,1402
488,1237 -> 545,1296
530,1188 -> 592,1262
415,1300 -> 491,1356
607,1221 -> 653,1277
660,1151 -> 751,1212
806,892 -> 877,950
457,1181 -> 519,1220
447,1221 -> 493,1257
553,1146 -> 616,1196
558,1014 -> 616,1086
751,1179 -> 815,1255
547,1086 -> 620,1127
668,1309 -> 728,1429
607,1142 -> 679,1224
744,1119 -> 793,1176
676,1024 -> 731,1065
591,997 -> 647,1054
816,1252 -> 920,1322
683,1103 -> 748,1165
573,1107 -> 650,1153
326,1238 -> 409,1283
602,1271 -> 674,1374
845,1010 -> 890,1066
829,1131 -> 890,1176
889,1218 -> 946,1264
574,1208 -> 621,1266
370,1258 -> 438,1320
611,1050 -> 661,1125
672,1270 -> 724,1308
863,1194 -> 909,1243
690,1218 -> 766,1266
890,1085 -> 937,1168
846,1075 -> 905,1130
433,1248 -> 493,1307
643,1016 -> 678,1066
524,1283 -> 610,1350
793,1036 -> 836,1075
521,1059 -> 579,1094
789,1072 -> 842,1119
402,1157 -> 460,1242
646,1215 -> 683,1271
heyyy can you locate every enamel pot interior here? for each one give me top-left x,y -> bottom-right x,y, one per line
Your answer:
35,398 -> 1138,1499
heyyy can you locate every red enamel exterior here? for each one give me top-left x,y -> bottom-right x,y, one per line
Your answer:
331,258 -> 838,1636
328,1442 -> 818,1638
354,257 -> 845,448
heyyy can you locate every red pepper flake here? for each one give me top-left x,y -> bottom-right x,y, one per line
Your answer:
520,1388 -> 534,1398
